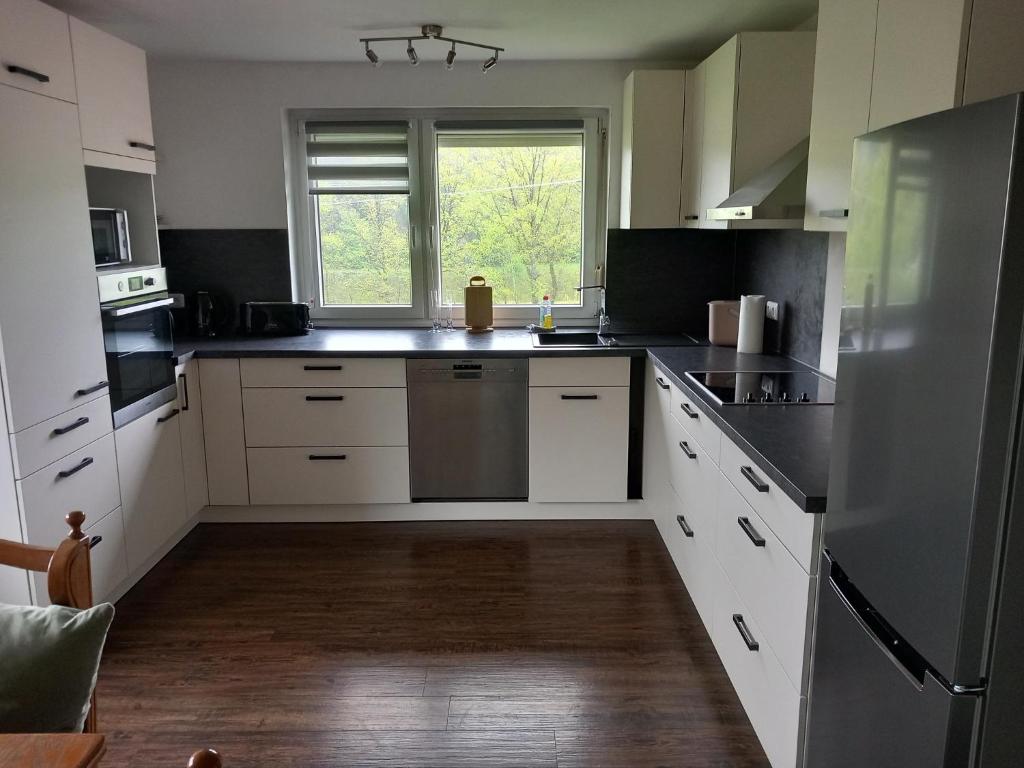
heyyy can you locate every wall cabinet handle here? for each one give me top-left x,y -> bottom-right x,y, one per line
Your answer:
75,381 -> 108,397
308,454 -> 347,461
655,376 -> 670,390
157,408 -> 180,424
683,214 -> 699,221
6,64 -> 49,83
678,440 -> 696,459
178,372 -> 189,411
129,140 -> 156,151
57,456 -> 94,480
680,402 -> 699,419
305,395 -> 345,401
737,516 -> 766,547
820,208 -> 850,219
732,614 -> 759,651
676,514 -> 694,538
52,417 -> 89,436
740,465 -> 769,493
303,364 -> 342,371
561,394 -> 599,400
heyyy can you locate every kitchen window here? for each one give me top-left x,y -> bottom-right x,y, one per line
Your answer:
290,110 -> 606,323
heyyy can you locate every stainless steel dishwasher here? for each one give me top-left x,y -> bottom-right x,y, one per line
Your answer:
407,358 -> 528,501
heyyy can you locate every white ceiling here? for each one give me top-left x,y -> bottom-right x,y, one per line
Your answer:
48,0 -> 817,62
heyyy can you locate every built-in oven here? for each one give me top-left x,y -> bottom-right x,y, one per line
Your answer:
90,207 -> 132,268
98,267 -> 176,428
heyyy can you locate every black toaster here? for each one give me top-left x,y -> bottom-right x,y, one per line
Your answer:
240,301 -> 312,335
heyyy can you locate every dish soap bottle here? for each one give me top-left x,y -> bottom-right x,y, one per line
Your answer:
540,295 -> 554,329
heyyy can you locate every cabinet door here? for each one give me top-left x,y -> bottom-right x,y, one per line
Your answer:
199,359 -> 249,505
529,386 -> 629,502
176,360 -> 209,517
679,66 -> 705,228
0,86 -> 108,432
868,0 -> 970,131
962,0 -> 1024,105
620,70 -> 686,229
0,0 -> 76,102
697,37 -> 738,230
69,17 -> 155,163
0,385 -> 30,605
115,402 -> 187,574
805,0 -> 878,231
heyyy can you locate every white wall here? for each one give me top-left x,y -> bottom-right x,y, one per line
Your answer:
148,58 -> 675,230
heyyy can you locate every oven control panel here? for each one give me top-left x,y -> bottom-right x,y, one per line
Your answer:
97,267 -> 167,303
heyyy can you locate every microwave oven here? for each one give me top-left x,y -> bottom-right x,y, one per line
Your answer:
90,207 -> 132,268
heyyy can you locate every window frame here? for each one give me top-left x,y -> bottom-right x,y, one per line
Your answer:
288,107 -> 608,325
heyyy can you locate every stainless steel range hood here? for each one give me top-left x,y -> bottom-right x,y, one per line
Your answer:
706,137 -> 809,227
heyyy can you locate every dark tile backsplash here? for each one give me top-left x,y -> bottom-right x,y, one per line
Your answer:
606,228 -> 829,369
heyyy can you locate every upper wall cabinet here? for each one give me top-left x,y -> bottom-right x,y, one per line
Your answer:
678,68 -> 705,228
696,32 -> 816,230
69,17 -> 156,173
620,70 -> 686,229
0,0 -> 77,103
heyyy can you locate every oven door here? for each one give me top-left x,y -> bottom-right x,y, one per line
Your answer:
90,208 -> 131,267
101,294 -> 176,427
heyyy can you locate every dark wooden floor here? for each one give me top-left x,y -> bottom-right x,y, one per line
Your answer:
97,521 -> 768,767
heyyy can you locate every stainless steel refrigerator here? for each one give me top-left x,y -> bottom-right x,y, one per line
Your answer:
805,94 -> 1024,767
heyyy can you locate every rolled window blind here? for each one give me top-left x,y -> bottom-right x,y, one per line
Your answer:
305,121 -> 410,194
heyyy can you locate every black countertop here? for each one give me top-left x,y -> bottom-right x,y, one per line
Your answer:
646,346 -> 832,514
174,328 -> 831,513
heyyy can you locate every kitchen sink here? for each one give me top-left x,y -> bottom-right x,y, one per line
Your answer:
531,332 -> 617,347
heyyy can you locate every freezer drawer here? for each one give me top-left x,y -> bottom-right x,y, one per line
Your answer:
805,553 -> 980,768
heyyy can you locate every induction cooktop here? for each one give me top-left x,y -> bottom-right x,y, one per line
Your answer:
685,370 -> 836,405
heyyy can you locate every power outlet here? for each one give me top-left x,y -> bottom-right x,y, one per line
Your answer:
765,301 -> 779,321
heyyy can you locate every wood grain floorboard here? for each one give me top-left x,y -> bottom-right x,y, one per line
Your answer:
97,521 -> 768,766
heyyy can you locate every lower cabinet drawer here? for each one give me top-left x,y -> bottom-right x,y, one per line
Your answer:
716,471 -> 815,692
713,567 -> 805,768
242,387 -> 408,447
10,396 -> 113,479
660,486 -> 718,633
247,447 -> 410,505
17,433 -> 121,546
670,385 -> 721,463
240,358 -> 406,388
84,506 -> 129,603
666,415 -> 718,544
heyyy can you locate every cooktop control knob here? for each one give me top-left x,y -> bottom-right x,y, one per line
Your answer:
760,392 -> 773,403
798,392 -> 810,403
780,392 -> 792,403
743,391 -> 756,403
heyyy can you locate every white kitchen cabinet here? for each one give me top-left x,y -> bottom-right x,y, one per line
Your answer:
199,359 -> 249,506
240,357 -> 406,388
670,383 -> 721,462
115,402 -> 188,573
679,67 -> 705,227
247,447 -> 410,505
0,390 -> 30,606
804,0 -> 878,231
529,385 -> 629,503
8,396 -> 112,479
69,17 -> 155,171
0,85 -> 109,433
529,357 -> 629,388
176,360 -> 209,518
696,32 -> 816,229
620,70 -> 686,229
962,0 -> 1024,105
0,0 -> 77,103
83,506 -> 128,602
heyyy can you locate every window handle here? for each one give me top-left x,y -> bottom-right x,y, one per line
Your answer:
410,224 -> 416,249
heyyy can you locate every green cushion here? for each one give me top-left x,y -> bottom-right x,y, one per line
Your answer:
0,601 -> 114,733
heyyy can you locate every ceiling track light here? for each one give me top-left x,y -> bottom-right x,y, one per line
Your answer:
358,24 -> 504,71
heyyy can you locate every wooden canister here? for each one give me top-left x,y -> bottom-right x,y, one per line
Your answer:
464,276 -> 493,333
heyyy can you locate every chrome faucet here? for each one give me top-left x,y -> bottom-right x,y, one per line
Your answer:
576,284 -> 611,335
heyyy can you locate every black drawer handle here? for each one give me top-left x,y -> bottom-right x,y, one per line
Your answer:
157,408 -> 180,424
561,394 -> 599,400
178,373 -> 189,411
676,514 -> 694,538
305,395 -> 345,401
655,376 -> 670,390
75,381 -> 108,397
680,402 -> 699,419
6,64 -> 49,83
304,364 -> 342,371
88,535 -> 102,549
678,440 -> 696,460
740,465 -> 769,493
737,516 -> 766,547
309,454 -> 347,461
57,456 -> 94,479
732,614 -> 759,651
129,140 -> 156,151
52,417 -> 89,436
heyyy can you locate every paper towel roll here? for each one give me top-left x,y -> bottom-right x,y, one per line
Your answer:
736,294 -> 766,354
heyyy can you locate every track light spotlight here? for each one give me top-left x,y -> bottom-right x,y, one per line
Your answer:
406,40 -> 418,66
445,43 -> 457,70
365,42 -> 380,67
481,50 -> 499,72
